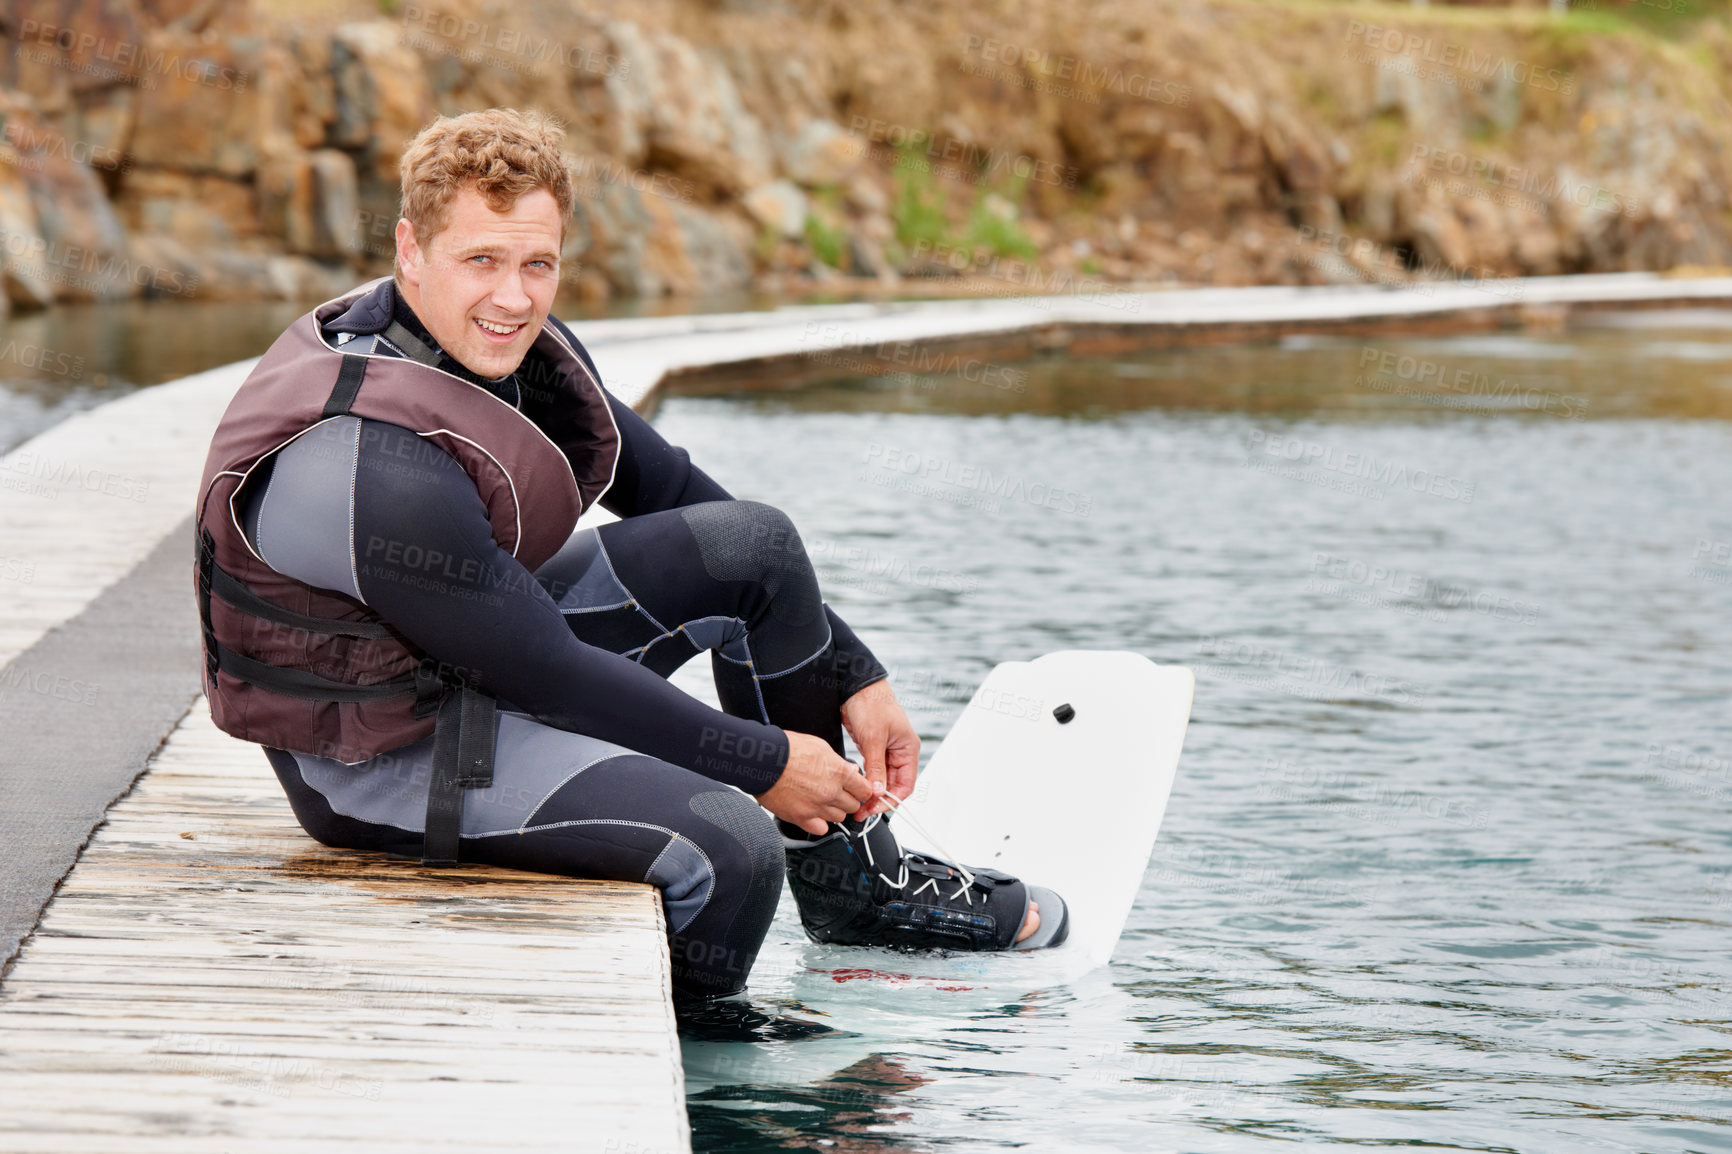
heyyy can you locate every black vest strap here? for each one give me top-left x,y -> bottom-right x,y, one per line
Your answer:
196,528 -> 445,713
320,353 -> 368,419
195,528 -> 222,683
210,642 -> 418,703
207,558 -> 395,639
381,320 -> 442,368
422,685 -> 498,867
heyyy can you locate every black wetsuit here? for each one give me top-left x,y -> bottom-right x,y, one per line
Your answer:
248,286 -> 885,998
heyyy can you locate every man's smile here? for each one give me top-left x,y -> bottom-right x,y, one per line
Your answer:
473,317 -> 526,342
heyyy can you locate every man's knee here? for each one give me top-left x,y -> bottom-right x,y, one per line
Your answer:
680,500 -> 813,585
690,788 -> 784,884
670,791 -> 783,996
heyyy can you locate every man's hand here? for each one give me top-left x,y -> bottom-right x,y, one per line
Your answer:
840,680 -> 920,821
756,732 -> 874,836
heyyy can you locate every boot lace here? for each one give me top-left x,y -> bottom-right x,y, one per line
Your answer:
850,794 -> 981,905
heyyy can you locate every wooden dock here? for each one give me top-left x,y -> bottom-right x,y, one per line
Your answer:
4,270 -> 1732,1150
0,704 -> 689,1154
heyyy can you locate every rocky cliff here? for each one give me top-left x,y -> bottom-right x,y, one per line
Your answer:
2,0 -> 1730,314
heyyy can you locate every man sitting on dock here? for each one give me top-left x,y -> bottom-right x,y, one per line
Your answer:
193,108 -> 1065,1010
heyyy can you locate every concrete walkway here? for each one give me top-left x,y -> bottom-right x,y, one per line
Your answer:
2,271 -> 1730,1151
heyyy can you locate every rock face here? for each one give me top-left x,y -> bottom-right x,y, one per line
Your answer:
127,30 -> 263,177
331,23 -> 436,185
257,150 -> 361,260
3,0 -> 1732,309
0,162 -> 56,311
780,118 -> 866,188
0,96 -> 133,306
605,20 -> 775,196
743,180 -> 808,238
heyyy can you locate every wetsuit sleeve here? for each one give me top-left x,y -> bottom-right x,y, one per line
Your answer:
348,419 -> 789,794
552,318 -> 889,697
598,384 -> 734,514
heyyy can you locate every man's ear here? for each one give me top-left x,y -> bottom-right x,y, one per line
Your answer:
394,218 -> 422,292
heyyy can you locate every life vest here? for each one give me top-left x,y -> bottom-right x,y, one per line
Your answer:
193,279 -> 620,815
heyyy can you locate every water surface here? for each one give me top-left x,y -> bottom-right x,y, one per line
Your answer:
0,290 -> 771,455
656,315 -> 1732,1153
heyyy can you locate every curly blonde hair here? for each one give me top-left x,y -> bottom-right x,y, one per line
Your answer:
395,108 -> 575,282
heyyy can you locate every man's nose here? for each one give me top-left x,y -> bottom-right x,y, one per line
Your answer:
491,267 -> 533,315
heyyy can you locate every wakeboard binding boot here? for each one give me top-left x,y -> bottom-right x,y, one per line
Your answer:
783,813 -> 1069,952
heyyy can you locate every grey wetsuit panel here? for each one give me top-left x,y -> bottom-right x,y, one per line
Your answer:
249,415 -> 365,601
680,615 -> 752,663
644,837 -> 715,933
688,788 -> 784,939
544,528 -> 634,613
291,710 -> 640,837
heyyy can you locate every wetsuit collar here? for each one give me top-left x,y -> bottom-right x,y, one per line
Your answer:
325,279 -> 523,408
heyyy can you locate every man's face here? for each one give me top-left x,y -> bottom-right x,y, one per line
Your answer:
394,184 -> 562,380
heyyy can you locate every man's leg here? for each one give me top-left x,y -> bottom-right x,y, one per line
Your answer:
536,502 -> 1059,952
262,500 -> 880,1002
263,711 -> 784,1000
539,501 -> 852,751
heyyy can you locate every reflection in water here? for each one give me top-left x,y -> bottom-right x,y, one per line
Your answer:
0,289 -> 774,455
0,297 -> 321,454
656,315 -> 1732,1150
9,304 -> 1732,459
759,312 -> 1732,422
690,1054 -> 932,1153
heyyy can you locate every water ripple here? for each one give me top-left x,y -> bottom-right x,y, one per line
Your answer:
671,322 -> 1732,1151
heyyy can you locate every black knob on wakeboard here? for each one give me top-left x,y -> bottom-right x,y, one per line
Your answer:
1052,703 -> 1076,724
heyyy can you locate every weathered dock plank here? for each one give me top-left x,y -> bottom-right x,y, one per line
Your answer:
0,704 -> 691,1154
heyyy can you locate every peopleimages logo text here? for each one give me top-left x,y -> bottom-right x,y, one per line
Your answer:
1245,429 -> 1475,503
1343,21 -> 1574,94
959,35 -> 1190,106
862,443 -> 1092,514
1195,636 -> 1427,707
847,117 -> 1080,189
15,20 -> 250,90
399,5 -> 628,76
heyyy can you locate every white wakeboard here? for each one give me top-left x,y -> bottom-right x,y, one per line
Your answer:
890,650 -> 1192,975
684,651 -> 1192,1084
749,650 -> 1192,990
